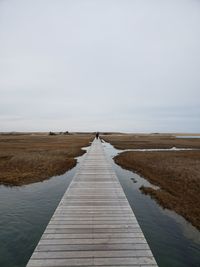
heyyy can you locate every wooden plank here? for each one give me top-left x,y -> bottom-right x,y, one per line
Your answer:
45,228 -> 143,234
26,139 -> 158,267
31,250 -> 153,259
46,226 -> 141,231
42,232 -> 144,239
36,243 -> 150,252
51,216 -> 137,221
49,221 -> 137,225
38,237 -> 147,245
27,257 -> 157,266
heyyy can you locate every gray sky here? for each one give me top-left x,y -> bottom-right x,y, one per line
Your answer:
0,0 -> 200,132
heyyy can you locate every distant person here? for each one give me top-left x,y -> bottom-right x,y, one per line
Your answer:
96,132 -> 99,139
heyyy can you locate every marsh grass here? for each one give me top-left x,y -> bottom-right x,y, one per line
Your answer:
103,134 -> 200,230
0,134 -> 93,186
102,134 -> 200,149
115,151 -> 200,230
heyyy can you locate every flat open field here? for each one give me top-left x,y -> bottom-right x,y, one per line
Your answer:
0,133 -> 93,186
102,133 -> 200,149
102,134 -> 200,230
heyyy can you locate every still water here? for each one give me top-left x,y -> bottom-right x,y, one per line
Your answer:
0,148 -> 89,267
0,142 -> 200,267
176,136 -> 200,139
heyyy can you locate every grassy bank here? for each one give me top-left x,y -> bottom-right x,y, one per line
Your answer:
102,133 -> 200,149
0,133 -> 93,186
102,134 -> 200,230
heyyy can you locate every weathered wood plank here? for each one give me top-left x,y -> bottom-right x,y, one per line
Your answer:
38,237 -> 147,245
32,250 -> 153,259
36,243 -> 150,252
27,256 -> 157,266
51,216 -> 137,221
42,232 -> 144,239
49,220 -> 137,225
44,228 -> 143,234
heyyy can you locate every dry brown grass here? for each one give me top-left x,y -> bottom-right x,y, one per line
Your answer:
0,133 -> 93,186
102,133 -> 200,149
104,134 -> 200,230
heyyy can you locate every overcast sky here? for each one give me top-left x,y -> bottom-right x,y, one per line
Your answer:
0,0 -> 200,132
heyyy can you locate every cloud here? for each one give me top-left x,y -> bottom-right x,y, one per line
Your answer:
0,0 -> 200,132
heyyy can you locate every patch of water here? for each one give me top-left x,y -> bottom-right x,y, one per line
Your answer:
176,136 -> 200,139
0,145 -> 90,267
102,141 -> 200,267
125,147 -> 198,151
101,139 -> 198,153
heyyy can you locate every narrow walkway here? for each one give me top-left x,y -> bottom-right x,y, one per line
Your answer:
27,139 -> 158,267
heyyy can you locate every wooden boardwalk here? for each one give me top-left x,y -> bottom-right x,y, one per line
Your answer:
27,139 -> 158,267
